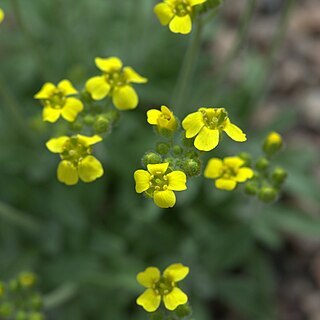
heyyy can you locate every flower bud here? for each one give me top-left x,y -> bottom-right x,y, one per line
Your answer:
245,181 -> 259,195
271,167 -> 287,185
30,294 -> 43,310
94,115 -> 110,134
258,187 -> 278,203
0,282 -> 4,298
182,158 -> 201,177
157,127 -> 174,139
16,311 -> 28,320
172,145 -> 183,156
263,131 -> 283,156
69,120 -> 83,132
83,115 -> 95,125
256,157 -> 269,171
174,304 -> 192,317
142,152 -> 162,167
19,272 -> 37,288
184,151 -> 199,160
164,157 -> 175,168
28,312 -> 44,320
238,152 -> 252,167
0,302 -> 13,317
156,142 -> 170,155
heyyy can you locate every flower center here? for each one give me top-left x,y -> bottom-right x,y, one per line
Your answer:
174,0 -> 192,17
48,90 -> 66,109
153,276 -> 175,296
105,70 -> 128,87
222,166 -> 238,179
60,137 -> 92,165
150,171 -> 168,191
200,108 -> 228,130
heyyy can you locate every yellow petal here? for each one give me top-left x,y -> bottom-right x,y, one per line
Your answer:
163,287 -> 188,311
61,97 -> 84,122
78,156 -> 104,183
163,263 -> 189,282
57,160 -> 79,186
215,179 -> 237,191
147,163 -> 169,175
147,109 -> 162,125
204,158 -> 223,179
0,9 -> 5,24
34,83 -> 56,99
161,105 -> 172,115
86,76 -> 110,100
194,127 -> 219,151
95,57 -> 122,72
223,156 -> 244,169
42,106 -> 61,123
166,171 -> 187,191
77,134 -> 102,146
235,167 -> 254,182
134,170 -> 151,193
112,85 -> 138,110
169,15 -> 192,35
224,120 -> 247,142
46,136 -> 69,153
57,80 -> 78,96
137,267 -> 161,288
154,190 -> 176,208
182,112 -> 204,138
136,289 -> 161,312
189,0 -> 207,6
154,3 -> 174,25
123,67 -> 147,84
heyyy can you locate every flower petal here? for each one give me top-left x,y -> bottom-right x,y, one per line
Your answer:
166,171 -> 187,191
163,263 -> 189,282
57,160 -> 79,185
57,80 -> 78,96
182,111 -> 204,138
215,179 -> 237,191
154,190 -> 176,208
224,120 -> 247,142
86,76 -> 110,100
147,109 -> 162,125
123,67 -> 147,84
204,158 -> 223,179
147,163 -> 169,175
112,85 -> 138,110
235,167 -> 254,182
134,170 -> 151,193
163,287 -> 188,311
0,9 -> 4,24
46,136 -> 69,153
42,106 -> 61,123
136,289 -> 161,312
77,134 -> 102,146
223,156 -> 244,169
137,267 -> 161,288
154,3 -> 174,25
95,57 -> 122,72
189,0 -> 207,6
34,83 -> 55,99
61,97 -> 84,122
78,156 -> 104,183
169,15 -> 192,35
194,127 -> 219,151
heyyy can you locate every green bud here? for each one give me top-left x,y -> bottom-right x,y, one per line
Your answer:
164,157 -> 175,168
83,115 -> 95,125
271,167 -> 287,185
30,294 -> 43,310
16,311 -> 28,320
157,127 -> 173,139
238,152 -> 252,166
184,151 -> 199,160
94,115 -> 110,134
69,120 -> 83,131
263,131 -> 283,156
19,272 -> 37,288
174,304 -> 192,317
0,282 -> 4,298
0,302 -> 13,317
28,312 -> 44,320
172,145 -> 183,156
106,110 -> 120,124
256,157 -> 269,171
258,187 -> 278,203
142,152 -> 162,167
182,158 -> 201,177
245,181 -> 259,195
156,142 -> 170,155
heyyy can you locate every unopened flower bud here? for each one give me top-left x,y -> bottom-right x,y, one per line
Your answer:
238,152 -> 252,166
175,304 -> 192,317
69,120 -> 83,131
156,142 -> 170,155
271,167 -> 287,185
245,181 -> 259,195
157,127 -> 174,139
256,157 -> 269,171
83,115 -> 95,125
0,302 -> 13,317
263,131 -> 283,156
19,272 -> 37,288
258,187 -> 278,203
185,151 -> 199,160
0,282 -> 4,298
183,158 -> 201,177
94,115 -> 110,134
142,152 -> 162,167
172,145 -> 183,156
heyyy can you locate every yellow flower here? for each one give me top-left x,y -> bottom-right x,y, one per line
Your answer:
147,105 -> 178,132
46,135 -> 104,185
34,80 -> 83,123
0,8 -> 4,24
182,107 -> 247,151
85,57 -> 147,110
137,263 -> 189,312
204,156 -> 254,191
263,131 -> 283,156
154,0 -> 207,34
134,163 -> 187,208
19,272 -> 37,288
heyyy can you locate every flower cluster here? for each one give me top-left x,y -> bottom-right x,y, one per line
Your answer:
0,272 -> 45,320
34,57 -> 147,185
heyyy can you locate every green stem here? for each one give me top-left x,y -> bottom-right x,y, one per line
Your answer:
43,283 -> 78,309
172,18 -> 203,116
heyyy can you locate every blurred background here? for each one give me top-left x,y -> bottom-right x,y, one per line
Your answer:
0,0 -> 319,319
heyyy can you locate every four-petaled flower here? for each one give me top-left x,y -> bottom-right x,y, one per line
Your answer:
154,0 -> 207,35
86,57 -> 147,110
147,105 -> 178,132
136,263 -> 189,312
34,80 -> 83,123
182,107 -> 247,151
204,156 -> 254,190
46,135 -> 104,185
134,163 -> 187,208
